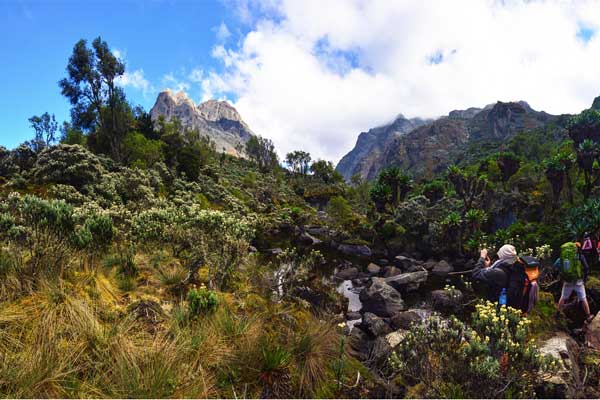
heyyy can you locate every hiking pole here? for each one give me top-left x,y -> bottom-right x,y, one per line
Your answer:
447,268 -> 476,276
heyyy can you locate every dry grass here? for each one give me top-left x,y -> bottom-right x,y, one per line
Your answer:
0,251 -> 342,398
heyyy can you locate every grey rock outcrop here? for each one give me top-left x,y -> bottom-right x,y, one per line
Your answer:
538,332 -> 581,398
336,114 -> 430,181
150,90 -> 254,157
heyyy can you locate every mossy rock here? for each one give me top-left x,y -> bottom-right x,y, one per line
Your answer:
529,291 -> 567,338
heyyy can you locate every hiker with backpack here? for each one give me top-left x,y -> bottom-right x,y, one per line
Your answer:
554,241 -> 594,324
473,245 -> 526,309
473,244 -> 540,313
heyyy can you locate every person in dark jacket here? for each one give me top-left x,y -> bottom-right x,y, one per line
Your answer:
472,244 -> 526,309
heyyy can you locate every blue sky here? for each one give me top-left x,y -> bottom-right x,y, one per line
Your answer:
0,0 -> 242,149
2,1 -> 600,163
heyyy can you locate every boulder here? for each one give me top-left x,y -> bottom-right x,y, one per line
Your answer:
248,245 -> 258,253
361,312 -> 393,337
585,313 -> 600,350
385,270 -> 428,291
369,336 -> 393,365
338,243 -> 372,258
431,260 -> 454,277
335,266 -> 359,280
383,266 -> 403,278
377,259 -> 390,266
359,277 -> 406,317
306,226 -> 329,237
385,329 -> 408,348
267,248 -> 283,255
431,289 -> 463,311
298,231 -> 322,245
538,332 -> 581,398
391,310 -> 422,330
348,327 -> 371,361
367,263 -> 381,275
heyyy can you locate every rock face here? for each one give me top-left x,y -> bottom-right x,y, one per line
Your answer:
150,90 -> 254,157
336,114 -> 430,181
336,101 -> 557,180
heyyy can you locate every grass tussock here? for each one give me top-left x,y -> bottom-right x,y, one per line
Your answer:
0,249 -> 347,398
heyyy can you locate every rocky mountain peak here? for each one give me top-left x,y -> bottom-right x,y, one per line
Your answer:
337,99 -> 557,180
198,99 -> 244,123
150,90 -> 254,157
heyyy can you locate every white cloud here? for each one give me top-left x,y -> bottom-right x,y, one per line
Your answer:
162,72 -> 191,93
116,69 -> 152,95
112,48 -> 126,62
203,0 -> 600,163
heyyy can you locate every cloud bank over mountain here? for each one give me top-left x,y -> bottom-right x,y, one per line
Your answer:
185,0 -> 600,162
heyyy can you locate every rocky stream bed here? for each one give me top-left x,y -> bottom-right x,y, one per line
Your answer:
259,221 -> 600,397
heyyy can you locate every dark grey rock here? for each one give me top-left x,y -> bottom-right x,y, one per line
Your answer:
359,277 -> 406,317
298,231 -> 322,245
348,327 -> 371,361
422,260 -> 437,271
335,267 -> 359,280
390,311 -> 422,330
431,289 -> 464,310
248,245 -> 258,253
369,336 -> 393,365
306,226 -> 329,237
338,243 -> 372,258
405,263 -> 425,273
351,277 -> 369,286
361,312 -> 393,337
346,311 -> 361,320
393,255 -> 416,269
385,270 -> 428,291
267,248 -> 283,255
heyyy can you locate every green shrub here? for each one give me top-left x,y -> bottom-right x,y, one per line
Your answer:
187,287 -> 218,317
390,301 -> 556,398
33,144 -> 106,189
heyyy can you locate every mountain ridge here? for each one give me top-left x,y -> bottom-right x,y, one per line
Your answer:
336,100 -> 558,180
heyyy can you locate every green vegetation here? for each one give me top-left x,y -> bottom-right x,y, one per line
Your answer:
390,302 -> 556,398
2,36 -> 600,398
